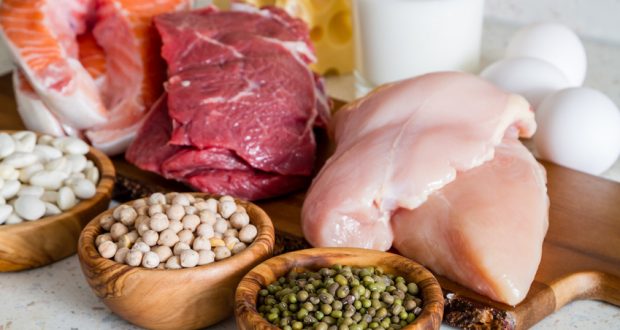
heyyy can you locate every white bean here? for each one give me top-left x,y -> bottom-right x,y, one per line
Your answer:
0,164 -> 18,180
63,138 -> 90,155
0,204 -> 13,224
2,152 -> 39,168
66,154 -> 87,173
45,157 -> 69,173
33,145 -> 62,162
19,163 -> 44,183
14,196 -> 46,221
1,180 -> 21,199
44,202 -> 62,216
17,185 -> 44,198
57,186 -> 77,210
12,131 -> 36,153
70,178 -> 96,199
41,190 -> 58,203
37,135 -> 54,146
0,133 -> 15,159
5,213 -> 23,224
85,167 -> 99,185
30,171 -> 67,190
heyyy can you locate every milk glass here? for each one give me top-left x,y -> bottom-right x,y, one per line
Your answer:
353,0 -> 485,96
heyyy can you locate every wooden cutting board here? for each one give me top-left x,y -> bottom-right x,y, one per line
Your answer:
1,74 -> 618,329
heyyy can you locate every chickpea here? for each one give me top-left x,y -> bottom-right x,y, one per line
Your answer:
210,237 -> 225,248
232,242 -> 247,254
148,192 -> 166,206
172,193 -> 191,206
192,236 -> 211,251
98,240 -> 117,258
224,236 -> 240,249
152,245 -> 173,263
132,198 -> 147,209
141,251 -> 160,269
214,219 -> 229,234
194,201 -> 209,211
136,205 -> 149,216
114,247 -> 130,263
230,212 -> 250,229
95,233 -> 112,247
148,203 -> 164,216
125,230 -> 139,243
117,234 -> 132,248
142,230 -> 159,246
119,207 -> 138,226
198,250 -> 215,265
180,249 -> 199,268
100,215 -> 115,231
166,204 -> 185,221
157,263 -> 166,270
173,242 -> 191,256
113,205 -> 130,220
236,205 -> 247,214
125,250 -> 143,266
134,215 -> 150,227
219,195 -> 235,203
168,220 -> 183,233
213,232 -> 224,239
196,224 -> 214,238
184,205 -> 197,215
132,241 -> 150,253
214,246 -> 231,260
157,229 -> 179,247
224,228 -> 238,238
218,201 -> 236,218
177,229 -> 194,244
165,192 -> 178,204
149,213 -> 170,232
136,222 -> 150,236
239,224 -> 258,243
182,214 -> 200,231
165,256 -> 182,269
204,198 -> 218,213
110,222 -> 129,240
199,210 -> 217,225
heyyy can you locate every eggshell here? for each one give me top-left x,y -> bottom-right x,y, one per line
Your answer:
534,88 -> 620,175
506,22 -> 587,86
480,57 -> 571,108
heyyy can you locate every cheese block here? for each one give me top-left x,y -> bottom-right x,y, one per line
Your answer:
239,0 -> 354,75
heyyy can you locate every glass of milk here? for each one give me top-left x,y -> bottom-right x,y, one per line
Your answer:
353,0 -> 485,96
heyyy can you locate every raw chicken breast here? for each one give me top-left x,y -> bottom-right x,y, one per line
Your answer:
85,0 -> 191,155
303,72 -> 535,250
302,72 -> 548,305
392,138 -> 548,306
0,0 -> 107,129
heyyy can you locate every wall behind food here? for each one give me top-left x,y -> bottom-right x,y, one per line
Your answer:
0,0 -> 617,75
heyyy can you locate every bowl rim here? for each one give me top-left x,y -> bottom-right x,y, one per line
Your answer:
235,247 -> 445,330
78,192 -> 276,276
0,130 -> 116,232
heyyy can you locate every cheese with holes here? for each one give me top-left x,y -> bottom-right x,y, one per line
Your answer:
237,0 -> 353,75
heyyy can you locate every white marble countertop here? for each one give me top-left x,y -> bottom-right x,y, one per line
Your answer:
1,19 -> 619,330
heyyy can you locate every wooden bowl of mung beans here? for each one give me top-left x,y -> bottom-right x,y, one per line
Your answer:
235,248 -> 444,330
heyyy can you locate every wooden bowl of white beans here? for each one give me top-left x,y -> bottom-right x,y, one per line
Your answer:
0,130 -> 115,272
77,192 -> 275,330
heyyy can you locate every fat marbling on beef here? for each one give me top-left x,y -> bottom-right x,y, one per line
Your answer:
126,5 -> 329,200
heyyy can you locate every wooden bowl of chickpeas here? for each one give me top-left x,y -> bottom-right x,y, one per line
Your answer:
0,130 -> 115,272
235,248 -> 444,330
77,192 -> 275,330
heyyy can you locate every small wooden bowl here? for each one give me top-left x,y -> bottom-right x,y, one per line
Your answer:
235,248 -> 444,330
0,134 -> 115,272
78,194 -> 275,330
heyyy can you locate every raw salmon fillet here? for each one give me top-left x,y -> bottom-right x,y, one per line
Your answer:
85,0 -> 192,155
301,72 -> 549,305
0,0 -> 107,129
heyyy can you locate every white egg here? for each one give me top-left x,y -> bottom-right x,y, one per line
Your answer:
480,57 -> 571,108
534,88 -> 620,175
506,22 -> 587,86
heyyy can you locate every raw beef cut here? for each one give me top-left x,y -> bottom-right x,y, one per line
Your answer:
127,5 -> 327,200
301,72 -> 549,305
